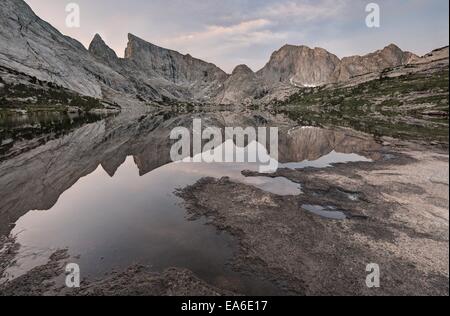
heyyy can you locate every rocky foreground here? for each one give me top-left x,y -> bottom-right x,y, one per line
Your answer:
202,142 -> 448,295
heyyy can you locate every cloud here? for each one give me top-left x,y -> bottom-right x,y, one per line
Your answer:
163,19 -> 279,45
23,0 -> 449,73
158,0 -> 351,71
160,18 -> 289,71
261,0 -> 349,21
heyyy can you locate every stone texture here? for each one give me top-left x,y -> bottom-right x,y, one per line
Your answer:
121,33 -> 229,102
0,0 -> 133,100
88,34 -> 120,67
337,44 -> 419,81
0,0 -> 446,106
257,45 -> 341,87
215,65 -> 262,104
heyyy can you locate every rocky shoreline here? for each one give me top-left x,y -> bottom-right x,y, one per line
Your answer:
176,140 -> 449,296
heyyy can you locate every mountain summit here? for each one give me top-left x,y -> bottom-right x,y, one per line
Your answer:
0,0 -> 445,106
89,34 -> 119,66
257,45 -> 342,87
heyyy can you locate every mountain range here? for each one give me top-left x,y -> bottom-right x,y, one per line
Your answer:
0,0 -> 448,107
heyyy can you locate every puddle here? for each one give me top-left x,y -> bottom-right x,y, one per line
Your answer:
301,204 -> 348,220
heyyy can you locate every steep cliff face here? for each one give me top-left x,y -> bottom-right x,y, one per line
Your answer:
254,44 -> 418,88
88,33 -> 229,102
216,44 -> 419,103
0,0 -> 229,104
0,0 -> 443,106
257,45 -> 341,87
125,34 -> 227,84
0,0 -> 132,99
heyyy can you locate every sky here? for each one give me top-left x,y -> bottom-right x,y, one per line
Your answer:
24,0 -> 449,73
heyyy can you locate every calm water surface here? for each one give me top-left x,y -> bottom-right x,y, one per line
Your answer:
0,113 -> 380,294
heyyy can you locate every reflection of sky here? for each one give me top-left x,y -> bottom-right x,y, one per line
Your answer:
5,141 -> 371,284
24,0 -> 450,73
281,151 -> 372,169
7,157 -> 239,286
5,153 -> 298,281
181,140 -> 372,171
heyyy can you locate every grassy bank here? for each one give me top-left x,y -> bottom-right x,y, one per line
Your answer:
276,70 -> 449,144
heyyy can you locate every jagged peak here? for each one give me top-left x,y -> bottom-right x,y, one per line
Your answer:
125,33 -> 166,59
126,33 -> 189,56
92,33 -> 103,42
89,33 -> 107,49
127,33 -> 143,43
88,33 -> 118,60
124,33 -> 225,72
125,33 -> 140,59
126,33 -> 166,49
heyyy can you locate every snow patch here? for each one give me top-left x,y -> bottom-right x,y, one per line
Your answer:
289,77 -> 302,88
289,77 -> 321,88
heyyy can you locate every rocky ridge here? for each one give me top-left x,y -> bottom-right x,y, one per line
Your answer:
0,0 -> 448,106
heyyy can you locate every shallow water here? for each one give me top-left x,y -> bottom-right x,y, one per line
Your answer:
0,111 -> 380,294
301,204 -> 348,220
4,157 -> 281,294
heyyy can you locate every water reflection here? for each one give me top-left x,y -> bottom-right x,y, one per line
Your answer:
0,110 -> 381,294
5,155 -> 286,294
302,205 -> 348,220
0,110 -> 107,160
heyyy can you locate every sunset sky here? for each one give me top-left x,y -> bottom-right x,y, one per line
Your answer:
24,0 -> 449,73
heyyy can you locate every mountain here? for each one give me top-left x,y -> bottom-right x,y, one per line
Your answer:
411,46 -> 449,64
337,44 -> 418,81
0,0 -> 447,106
0,0 -> 133,99
88,34 -> 120,67
215,44 -> 421,103
89,33 -> 230,102
89,34 -> 228,101
215,65 -> 263,104
124,33 -> 228,101
257,45 -> 342,87
0,0 -> 228,104
255,43 -> 418,87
